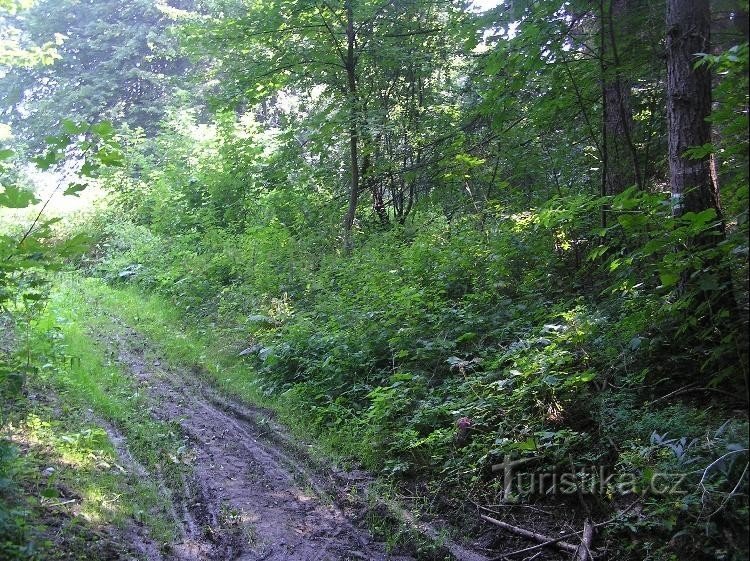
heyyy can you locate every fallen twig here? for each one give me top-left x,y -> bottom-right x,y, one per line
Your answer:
46,498 -> 77,508
480,514 -> 580,554
484,497 -> 641,560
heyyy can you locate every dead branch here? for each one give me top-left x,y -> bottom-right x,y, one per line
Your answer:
484,497 -> 641,560
480,514 -> 580,553
574,518 -> 595,561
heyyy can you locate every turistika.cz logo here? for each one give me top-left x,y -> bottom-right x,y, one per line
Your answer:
492,463 -> 687,496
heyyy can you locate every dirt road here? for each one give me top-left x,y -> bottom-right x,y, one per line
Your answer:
98,324 -> 415,561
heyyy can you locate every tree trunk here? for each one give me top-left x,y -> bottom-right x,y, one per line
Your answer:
666,0 -> 739,353
601,0 -> 641,198
342,0 -> 359,252
666,0 -> 720,219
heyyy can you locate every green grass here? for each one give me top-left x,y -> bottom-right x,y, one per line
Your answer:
34,282 -> 191,485
0,279 -> 197,557
60,275 -> 368,467
10,412 -> 173,540
64,275 -> 265,401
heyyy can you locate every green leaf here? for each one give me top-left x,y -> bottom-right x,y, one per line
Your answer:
79,160 -> 96,176
587,245 -> 609,261
0,148 -> 14,160
456,331 -> 477,343
683,143 -> 714,160
56,233 -> 93,257
61,119 -> 84,134
44,134 -> 72,148
40,487 -> 59,499
641,239 -> 665,256
515,437 -> 538,451
617,213 -> 648,230
659,270 -> 680,288
543,374 -> 560,386
641,467 -> 655,487
611,186 -> 641,210
33,150 -> 62,170
0,185 -> 39,208
91,121 -> 115,138
63,183 -> 87,197
95,147 -> 124,167
697,273 -> 719,292
681,208 -> 717,231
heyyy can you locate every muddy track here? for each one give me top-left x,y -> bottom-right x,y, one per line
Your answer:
94,322 -> 415,561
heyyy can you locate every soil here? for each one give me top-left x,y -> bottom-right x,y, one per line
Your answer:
95,321 -> 417,561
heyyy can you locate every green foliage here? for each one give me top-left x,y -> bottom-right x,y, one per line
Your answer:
3,0 -> 749,559
0,49 -> 129,551
0,1 -> 60,69
72,29 -> 748,547
0,440 -> 32,560
0,0 -> 191,148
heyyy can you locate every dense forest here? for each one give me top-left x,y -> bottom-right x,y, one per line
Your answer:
1,0 -> 748,560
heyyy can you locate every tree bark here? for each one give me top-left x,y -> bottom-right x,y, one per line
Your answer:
666,0 -> 720,219
666,0 -> 739,331
342,0 -> 359,252
601,0 -> 641,198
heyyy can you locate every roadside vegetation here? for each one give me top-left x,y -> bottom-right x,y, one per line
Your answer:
1,281 -> 181,559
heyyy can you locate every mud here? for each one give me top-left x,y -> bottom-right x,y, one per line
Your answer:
96,324 -> 415,561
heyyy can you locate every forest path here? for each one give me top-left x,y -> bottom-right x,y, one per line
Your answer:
94,317 -> 414,561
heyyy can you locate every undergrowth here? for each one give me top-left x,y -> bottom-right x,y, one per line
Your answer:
71,180 -> 749,560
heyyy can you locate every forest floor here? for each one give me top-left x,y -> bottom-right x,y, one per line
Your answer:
6,278 -> 496,561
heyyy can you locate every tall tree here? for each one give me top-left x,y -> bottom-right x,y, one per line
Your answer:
600,0 -> 641,197
666,0 -> 741,331
0,0 -> 191,147
342,0 -> 359,251
666,0 -> 720,220
185,0 -> 469,248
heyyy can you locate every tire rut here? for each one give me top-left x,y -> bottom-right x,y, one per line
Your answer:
97,324 -> 413,561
